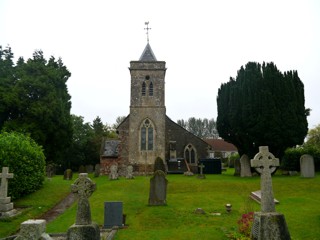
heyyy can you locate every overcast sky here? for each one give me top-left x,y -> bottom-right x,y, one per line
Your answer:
1,0 -> 319,129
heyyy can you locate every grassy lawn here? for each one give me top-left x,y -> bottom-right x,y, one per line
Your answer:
1,170 -> 320,239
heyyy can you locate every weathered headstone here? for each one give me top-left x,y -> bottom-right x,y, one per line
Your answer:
67,173 -> 100,240
148,170 -> 168,206
240,154 -> 252,177
234,158 -> 240,176
46,164 -> 55,178
197,163 -> 206,179
300,154 -> 315,178
63,169 -> 73,180
104,202 -> 123,228
94,164 -> 100,178
14,219 -> 52,240
109,164 -> 119,180
154,157 -> 166,172
250,146 -> 290,240
126,165 -> 134,179
78,165 -> 86,173
86,165 -> 94,173
0,167 -> 14,214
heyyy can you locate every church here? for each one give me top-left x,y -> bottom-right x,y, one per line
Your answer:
101,41 -> 211,175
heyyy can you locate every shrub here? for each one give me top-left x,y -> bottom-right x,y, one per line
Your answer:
0,132 -> 46,199
281,146 -> 320,171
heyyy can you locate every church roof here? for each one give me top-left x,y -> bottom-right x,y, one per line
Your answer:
139,43 -> 157,61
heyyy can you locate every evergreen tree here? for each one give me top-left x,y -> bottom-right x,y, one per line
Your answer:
0,47 -> 73,165
216,62 -> 308,158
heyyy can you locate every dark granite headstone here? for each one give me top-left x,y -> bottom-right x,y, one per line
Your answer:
104,202 -> 123,228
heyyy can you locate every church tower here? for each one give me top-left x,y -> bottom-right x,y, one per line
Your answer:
128,43 -> 167,172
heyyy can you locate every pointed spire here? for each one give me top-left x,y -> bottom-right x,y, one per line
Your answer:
139,43 -> 157,61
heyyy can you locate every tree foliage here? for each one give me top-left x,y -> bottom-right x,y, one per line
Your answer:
176,117 -> 218,138
217,62 -> 308,158
65,115 -> 117,170
304,124 -> 320,150
0,132 -> 45,199
0,46 -> 72,165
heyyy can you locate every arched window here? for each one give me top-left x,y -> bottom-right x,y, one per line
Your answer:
184,144 -> 197,164
142,82 -> 146,96
140,119 -> 154,151
149,82 -> 153,96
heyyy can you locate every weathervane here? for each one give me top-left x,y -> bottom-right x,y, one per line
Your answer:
144,21 -> 151,43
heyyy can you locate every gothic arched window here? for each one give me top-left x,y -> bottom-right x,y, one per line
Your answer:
142,82 -> 146,96
184,144 -> 197,164
149,82 -> 153,96
140,119 -> 154,151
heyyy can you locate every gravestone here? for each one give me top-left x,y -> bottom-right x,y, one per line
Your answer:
0,167 -> 14,216
94,164 -> 100,178
250,146 -> 290,240
240,154 -> 252,177
104,202 -> 123,228
154,157 -> 166,172
67,173 -> 100,240
250,190 -> 279,205
126,165 -> 134,179
197,163 -> 206,179
46,164 -> 55,178
148,170 -> 168,206
63,169 -> 73,180
86,165 -> 94,173
14,219 -> 52,240
78,165 -> 86,173
109,164 -> 119,180
300,154 -> 315,178
234,158 -> 240,176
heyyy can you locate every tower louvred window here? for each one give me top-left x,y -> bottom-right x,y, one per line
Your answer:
142,82 -> 146,96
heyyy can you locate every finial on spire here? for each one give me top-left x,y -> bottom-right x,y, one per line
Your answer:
144,22 -> 151,43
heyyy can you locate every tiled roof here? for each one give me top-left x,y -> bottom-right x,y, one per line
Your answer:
139,43 -> 157,61
205,139 -> 238,152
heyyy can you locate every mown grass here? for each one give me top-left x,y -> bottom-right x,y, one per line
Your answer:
1,170 -> 320,240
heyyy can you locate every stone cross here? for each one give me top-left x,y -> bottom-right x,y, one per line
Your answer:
71,173 -> 96,225
0,167 -> 13,199
251,146 -> 279,213
199,163 -> 205,175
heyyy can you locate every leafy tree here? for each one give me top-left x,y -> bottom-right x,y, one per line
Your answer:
216,62 -> 308,158
0,132 -> 45,199
113,115 -> 127,129
176,117 -> 218,138
304,124 -> 320,150
0,48 -> 73,165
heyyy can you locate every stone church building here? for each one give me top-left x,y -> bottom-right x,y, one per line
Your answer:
101,43 -> 211,174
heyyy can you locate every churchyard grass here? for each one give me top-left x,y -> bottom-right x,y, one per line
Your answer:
0,177 -> 71,237
1,170 -> 320,239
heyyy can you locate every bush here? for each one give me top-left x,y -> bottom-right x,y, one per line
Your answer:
281,146 -> 320,171
0,132 -> 46,199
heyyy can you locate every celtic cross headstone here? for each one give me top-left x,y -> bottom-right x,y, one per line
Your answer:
251,146 -> 279,212
71,173 -> 96,225
250,146 -> 291,240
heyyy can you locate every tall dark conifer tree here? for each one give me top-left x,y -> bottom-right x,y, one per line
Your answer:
217,62 -> 308,159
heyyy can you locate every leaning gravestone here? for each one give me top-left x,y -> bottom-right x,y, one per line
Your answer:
0,167 -> 15,217
250,146 -> 290,240
14,219 -> 52,240
109,164 -> 119,180
300,154 -> 315,178
67,173 -> 100,240
240,154 -> 252,177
